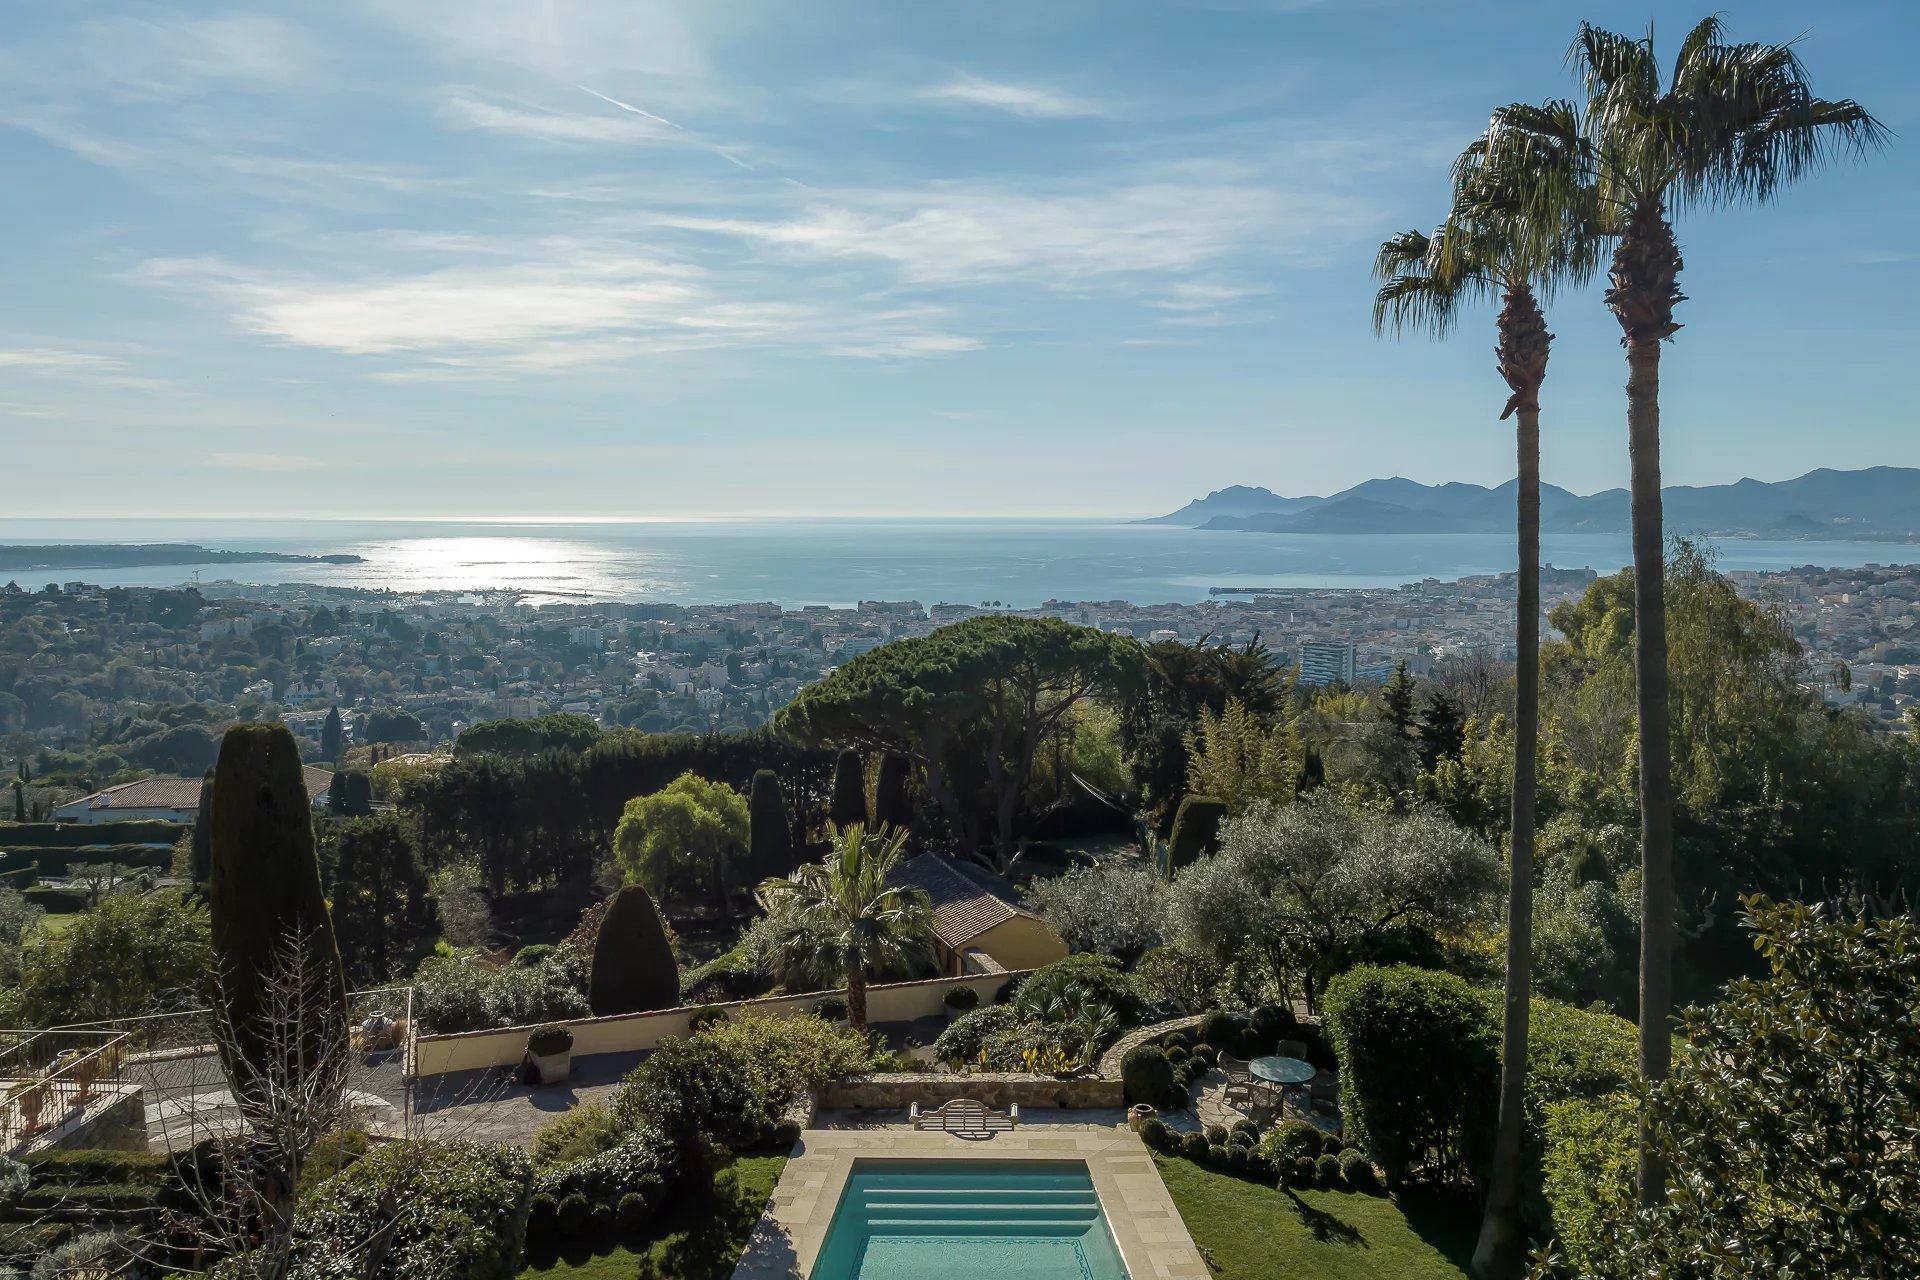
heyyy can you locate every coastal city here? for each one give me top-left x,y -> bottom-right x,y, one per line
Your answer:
6,553 -> 1913,799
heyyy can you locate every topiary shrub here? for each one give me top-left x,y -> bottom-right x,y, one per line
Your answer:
513,944 -> 556,968
1168,795 -> 1227,871
1259,1119 -> 1325,1168
1229,1121 -> 1258,1148
1205,1124 -> 1228,1146
1224,1146 -> 1250,1173
557,1191 -> 589,1235
1179,1131 -> 1209,1161
587,1201 -> 613,1234
687,1004 -> 729,1033
1162,1031 -> 1191,1053
1339,1149 -> 1380,1192
291,1140 -> 533,1280
616,1191 -> 654,1232
1321,1130 -> 1347,1156
527,1192 -> 558,1242
527,1025 -> 574,1057
943,984 -> 979,1012
813,995 -> 849,1023
1251,1003 -> 1298,1045
1207,1144 -> 1231,1169
1291,1156 -> 1319,1187
208,723 -> 347,1126
589,886 -> 680,1017
1197,1010 -> 1248,1053
1138,1117 -> 1169,1150
1122,1045 -> 1177,1109
1165,1043 -> 1189,1065
1316,1153 -> 1343,1185
747,770 -> 793,879
1188,1042 -> 1215,1069
829,749 -> 867,831
872,752 -> 914,833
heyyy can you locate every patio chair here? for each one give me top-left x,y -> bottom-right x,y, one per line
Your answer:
1217,1053 -> 1257,1110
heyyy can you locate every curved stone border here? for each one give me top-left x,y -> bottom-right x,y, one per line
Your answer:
1097,1014 -> 1205,1078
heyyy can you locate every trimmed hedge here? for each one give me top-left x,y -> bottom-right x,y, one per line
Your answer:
3,844 -> 173,875
0,820 -> 181,848
291,1140 -> 533,1280
21,886 -> 87,914
1122,1045 -> 1177,1108
1167,795 -> 1227,871
23,1149 -> 170,1186
589,885 -> 679,1017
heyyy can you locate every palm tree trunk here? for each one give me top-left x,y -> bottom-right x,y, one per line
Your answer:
1606,203 -> 1683,1209
846,967 -> 868,1032
1473,287 -> 1546,1280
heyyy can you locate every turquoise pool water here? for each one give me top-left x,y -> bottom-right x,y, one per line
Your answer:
810,1160 -> 1131,1280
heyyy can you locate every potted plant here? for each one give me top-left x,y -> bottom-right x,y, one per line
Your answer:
942,985 -> 979,1023
15,1083 -> 46,1135
526,1025 -> 574,1085
813,996 -> 849,1030
1128,1103 -> 1157,1133
71,1052 -> 100,1102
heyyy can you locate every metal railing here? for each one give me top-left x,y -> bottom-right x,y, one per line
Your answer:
0,1028 -> 133,1153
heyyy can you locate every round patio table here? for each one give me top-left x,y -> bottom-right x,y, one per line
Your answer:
1249,1055 -> 1317,1117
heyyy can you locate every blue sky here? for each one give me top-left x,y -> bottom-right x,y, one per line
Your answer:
2,0 -> 1913,518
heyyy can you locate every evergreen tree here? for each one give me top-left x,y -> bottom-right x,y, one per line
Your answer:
1417,690 -> 1466,772
1168,795 -> 1228,873
343,770 -> 374,817
588,885 -> 679,1016
190,769 -> 214,883
321,705 -> 344,763
10,782 -> 22,824
327,814 -> 428,986
829,748 -> 867,832
873,752 -> 914,833
747,769 -> 792,879
1381,660 -> 1418,739
326,771 -> 348,816
207,723 -> 348,1123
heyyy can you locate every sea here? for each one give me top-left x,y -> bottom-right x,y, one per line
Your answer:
3,517 -> 1917,609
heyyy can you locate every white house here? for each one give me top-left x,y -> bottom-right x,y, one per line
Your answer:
53,766 -> 335,824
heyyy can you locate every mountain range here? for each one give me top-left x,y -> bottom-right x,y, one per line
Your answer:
1144,467 -> 1920,541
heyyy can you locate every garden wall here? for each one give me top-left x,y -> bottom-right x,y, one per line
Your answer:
411,970 -> 1025,1078
819,1072 -> 1122,1111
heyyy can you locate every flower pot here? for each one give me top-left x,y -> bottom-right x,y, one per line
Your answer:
531,1050 -> 572,1085
1128,1104 -> 1156,1133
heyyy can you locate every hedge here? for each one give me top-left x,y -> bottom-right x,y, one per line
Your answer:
290,1140 -> 533,1280
22,886 -> 88,914
23,1149 -> 170,1186
0,820 -> 182,848
4,845 -> 172,875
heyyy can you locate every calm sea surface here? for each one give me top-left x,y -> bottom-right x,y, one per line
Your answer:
3,518 -> 1916,609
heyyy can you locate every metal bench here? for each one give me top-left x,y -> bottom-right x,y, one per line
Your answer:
910,1099 -> 1019,1132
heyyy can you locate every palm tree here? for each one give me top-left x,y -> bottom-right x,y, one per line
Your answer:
1473,18 -> 1882,1206
759,823 -> 934,1031
1372,114 -> 1598,1280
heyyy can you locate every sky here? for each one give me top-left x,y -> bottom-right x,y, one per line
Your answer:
1,0 -> 1915,519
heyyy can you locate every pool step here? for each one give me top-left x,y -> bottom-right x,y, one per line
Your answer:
862,1217 -> 1102,1237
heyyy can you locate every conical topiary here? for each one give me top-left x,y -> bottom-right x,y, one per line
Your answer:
1168,795 -> 1228,873
589,886 -> 679,1016
747,770 -> 792,879
208,723 -> 347,1119
189,769 -> 214,883
873,752 -> 913,834
829,748 -> 867,832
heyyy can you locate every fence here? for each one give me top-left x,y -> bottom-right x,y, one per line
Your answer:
411,970 -> 1023,1078
0,1028 -> 132,1153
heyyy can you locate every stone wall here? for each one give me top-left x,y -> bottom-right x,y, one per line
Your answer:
819,1072 -> 1123,1111
1097,1014 -> 1205,1078
36,1085 -> 149,1154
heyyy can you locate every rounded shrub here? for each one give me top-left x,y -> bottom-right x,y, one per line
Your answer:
527,1193 -> 558,1242
1204,1124 -> 1228,1146
1224,1146 -> 1250,1173
813,996 -> 848,1023
1164,1044 -> 1188,1065
1207,1144 -> 1231,1169
1121,1045 -> 1177,1109
587,1201 -> 613,1234
1198,1010 -> 1248,1052
1162,1031 -> 1191,1053
1321,1131 -> 1346,1156
1138,1117 -> 1169,1150
772,1119 -> 803,1148
1251,1003 -> 1297,1044
527,1024 -> 574,1058
687,1004 -> 730,1033
616,1191 -> 653,1231
1339,1149 -> 1380,1193
514,944 -> 556,968
1232,1025 -> 1266,1060
1243,1148 -> 1272,1176
1188,1042 -> 1216,1069
556,1192 -> 589,1236
1291,1156 -> 1319,1187
943,985 -> 979,1012
1316,1153 -> 1342,1185
1180,1132 -> 1209,1161
1272,1120 -> 1323,1164
1229,1118 -> 1258,1144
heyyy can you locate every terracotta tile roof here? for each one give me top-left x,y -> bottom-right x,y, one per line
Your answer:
894,853 -> 1037,951
70,765 -> 334,815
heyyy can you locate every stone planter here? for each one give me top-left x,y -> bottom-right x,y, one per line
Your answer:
1128,1104 -> 1156,1133
531,1050 -> 572,1085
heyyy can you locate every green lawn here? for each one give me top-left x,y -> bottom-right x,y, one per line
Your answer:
1154,1154 -> 1475,1280
518,1153 -> 786,1280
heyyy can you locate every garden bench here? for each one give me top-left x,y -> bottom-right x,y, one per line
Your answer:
910,1099 -> 1019,1132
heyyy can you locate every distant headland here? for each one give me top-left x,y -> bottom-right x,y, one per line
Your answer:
0,544 -> 364,572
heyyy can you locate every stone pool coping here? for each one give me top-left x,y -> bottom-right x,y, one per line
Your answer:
730,1124 -> 1208,1280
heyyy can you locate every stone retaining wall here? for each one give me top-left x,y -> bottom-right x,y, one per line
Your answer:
1096,1014 -> 1205,1078
819,1072 -> 1123,1111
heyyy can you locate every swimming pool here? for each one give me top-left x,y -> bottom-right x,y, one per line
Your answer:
809,1159 -> 1132,1280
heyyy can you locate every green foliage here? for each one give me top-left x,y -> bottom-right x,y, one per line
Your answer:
535,1128 -> 675,1206
1561,900 -> 1920,1279
290,1141 -> 533,1280
588,885 -> 679,1017
872,752 -> 914,832
1013,952 -> 1147,1026
942,984 -> 978,1010
610,1034 -> 773,1162
932,1004 -> 1019,1066
687,1004 -> 729,1032
1540,1093 -> 1635,1274
326,812 -> 430,986
1122,1045 -> 1177,1108
696,1010 -> 885,1100
1197,1010 -> 1247,1051
190,770 -> 214,882
1133,943 -> 1224,1013
1026,862 -> 1164,961
1167,795 -> 1227,872
513,943 -> 555,968
1259,1120 -> 1326,1167
412,949 -> 588,1033
531,1103 -> 620,1170
1321,964 -> 1498,1187
1184,698 -> 1303,814
17,890 -> 210,1024
828,748 -> 867,831
613,771 -> 748,912
556,1191 -> 588,1235
320,705 -> 344,762
746,769 -> 792,880
362,706 -> 426,744
1138,1116 -> 1171,1150
0,819 -> 181,848
1180,1131 -> 1209,1161
1340,1149 -> 1381,1192
527,1024 -> 574,1056
454,713 -> 603,758
1315,1153 -> 1342,1185
207,724 -> 347,1121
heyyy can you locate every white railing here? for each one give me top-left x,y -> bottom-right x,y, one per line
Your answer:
0,1028 -> 132,1153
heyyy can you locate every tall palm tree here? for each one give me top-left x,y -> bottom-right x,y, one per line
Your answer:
1372,113 -> 1598,1280
759,823 -> 934,1031
1477,17 -> 1882,1205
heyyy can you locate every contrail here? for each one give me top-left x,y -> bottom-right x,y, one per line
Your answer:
576,84 -> 682,130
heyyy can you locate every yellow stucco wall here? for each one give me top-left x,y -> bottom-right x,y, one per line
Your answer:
967,916 -> 1068,973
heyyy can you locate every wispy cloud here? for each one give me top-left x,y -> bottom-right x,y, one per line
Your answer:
0,348 -> 125,371
917,74 -> 1114,120
441,92 -> 671,145
210,451 -> 320,472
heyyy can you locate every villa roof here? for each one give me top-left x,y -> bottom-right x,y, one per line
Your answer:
894,853 -> 1039,951
64,766 -> 334,815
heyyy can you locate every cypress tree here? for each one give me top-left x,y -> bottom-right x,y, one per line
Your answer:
747,770 -> 792,879
207,723 -> 347,1121
1168,795 -> 1228,872
10,782 -> 23,824
589,886 -> 679,1016
189,769 -> 214,883
872,752 -> 914,834
321,705 -> 344,763
326,771 -> 348,816
829,748 -> 867,832
343,771 -> 374,817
